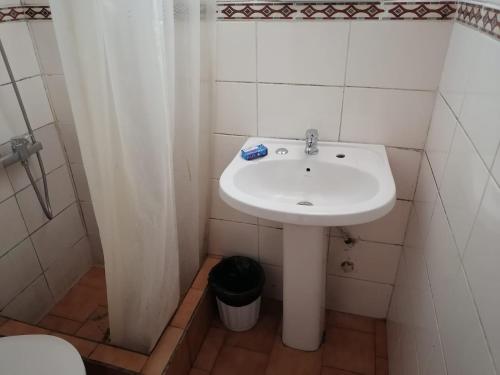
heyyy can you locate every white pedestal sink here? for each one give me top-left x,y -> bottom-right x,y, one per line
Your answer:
219,137 -> 396,351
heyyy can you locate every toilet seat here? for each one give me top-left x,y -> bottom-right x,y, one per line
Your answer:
0,334 -> 86,375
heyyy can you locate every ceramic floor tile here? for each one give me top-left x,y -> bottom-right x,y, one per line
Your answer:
225,310 -> 280,354
50,332 -> 98,358
39,314 -> 82,334
193,327 -> 226,371
212,346 -> 268,375
265,335 -> 322,375
375,320 -> 388,359
76,306 -> 109,342
171,288 -> 204,329
376,358 -> 388,375
78,266 -> 106,290
165,339 -> 191,375
143,326 -> 184,375
327,311 -> 376,334
321,367 -> 359,375
90,344 -> 148,373
50,284 -> 102,322
323,327 -> 375,375
190,369 -> 210,375
0,320 -> 49,336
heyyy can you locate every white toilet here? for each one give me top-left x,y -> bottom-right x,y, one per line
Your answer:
0,335 -> 86,374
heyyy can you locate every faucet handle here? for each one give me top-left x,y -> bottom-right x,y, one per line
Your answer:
305,128 -> 319,139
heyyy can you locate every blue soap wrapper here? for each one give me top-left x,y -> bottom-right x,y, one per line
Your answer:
241,144 -> 268,160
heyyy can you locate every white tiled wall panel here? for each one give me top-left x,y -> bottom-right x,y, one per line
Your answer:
210,179 -> 257,224
0,84 -> 26,143
386,147 -> 422,200
258,83 -> 342,140
216,21 -> 256,82
45,75 -> 74,125
346,21 -> 452,90
257,21 -> 349,85
208,218 -> 258,259
17,75 -> 54,129
211,134 -> 247,178
29,21 -> 64,75
215,82 -> 257,136
340,87 -> 435,149
0,197 -> 28,257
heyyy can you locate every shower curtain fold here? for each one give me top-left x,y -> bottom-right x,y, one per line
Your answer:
48,0 -> 207,353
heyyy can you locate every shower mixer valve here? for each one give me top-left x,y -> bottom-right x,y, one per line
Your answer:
0,136 -> 43,168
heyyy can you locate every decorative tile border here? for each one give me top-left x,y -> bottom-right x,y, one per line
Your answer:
0,5 -> 51,23
457,2 -> 500,39
217,1 -> 458,20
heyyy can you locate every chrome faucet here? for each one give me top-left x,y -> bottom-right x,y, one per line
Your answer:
305,129 -> 319,155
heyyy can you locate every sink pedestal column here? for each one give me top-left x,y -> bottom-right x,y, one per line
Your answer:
282,224 -> 328,351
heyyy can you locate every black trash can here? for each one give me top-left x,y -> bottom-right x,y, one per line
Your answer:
209,256 -> 265,331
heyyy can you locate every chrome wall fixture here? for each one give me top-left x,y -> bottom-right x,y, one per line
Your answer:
0,38 -> 53,219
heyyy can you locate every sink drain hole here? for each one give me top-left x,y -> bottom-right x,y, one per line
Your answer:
297,201 -> 313,206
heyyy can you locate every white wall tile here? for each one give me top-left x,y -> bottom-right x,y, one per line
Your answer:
337,200 -> 411,245
463,178 -> 500,370
346,21 -> 451,90
0,166 -> 14,203
211,134 -> 247,178
439,126 -> 489,254
439,23 -> 478,115
17,76 -> 53,130
386,147 -> 422,200
326,275 -> 392,318
0,196 -> 27,257
216,22 -> 256,82
45,75 -> 74,124
340,87 -> 435,149
0,83 -> 26,144
7,124 -> 66,191
258,226 -> 282,267
258,84 -> 342,140
328,237 -> 401,284
29,21 -> 63,75
459,31 -> 500,168
0,22 -> 40,80
0,239 -> 42,309
0,274 -> 53,324
215,82 -> 257,136
493,150 -> 500,185
81,201 -> 100,236
425,94 -> 458,188
31,203 -> 85,269
0,55 -> 9,85
257,21 -> 348,85
210,179 -> 257,224
45,236 -> 92,300
58,123 -> 82,164
208,218 -> 258,259
16,164 -> 76,233
261,263 -> 283,301
70,163 -> 91,202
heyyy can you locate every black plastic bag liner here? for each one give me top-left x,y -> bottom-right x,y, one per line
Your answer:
209,256 -> 265,307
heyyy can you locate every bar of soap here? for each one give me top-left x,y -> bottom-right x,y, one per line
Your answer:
241,144 -> 268,161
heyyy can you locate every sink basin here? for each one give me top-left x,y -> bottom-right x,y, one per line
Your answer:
219,137 -> 396,351
219,138 -> 395,226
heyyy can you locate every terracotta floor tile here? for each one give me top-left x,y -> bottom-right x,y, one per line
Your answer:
0,320 -> 49,336
225,311 -> 280,354
50,285 -> 102,322
0,317 -> 7,326
375,320 -> 388,359
78,266 -> 106,290
90,344 -> 148,373
50,332 -> 98,358
265,336 -> 322,375
326,311 -> 375,334
376,358 -> 388,375
39,315 -> 82,335
171,288 -> 204,329
193,327 -> 226,371
212,346 -> 268,375
192,256 -> 221,290
323,328 -> 375,375
190,369 -> 210,375
76,306 -> 109,342
165,338 -> 191,375
142,326 -> 183,375
321,367 -> 359,375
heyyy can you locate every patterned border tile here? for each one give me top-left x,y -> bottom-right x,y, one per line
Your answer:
0,5 -> 51,23
457,1 -> 500,39
217,1 -> 458,20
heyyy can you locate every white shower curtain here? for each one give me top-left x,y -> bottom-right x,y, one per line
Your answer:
49,0 -> 211,352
